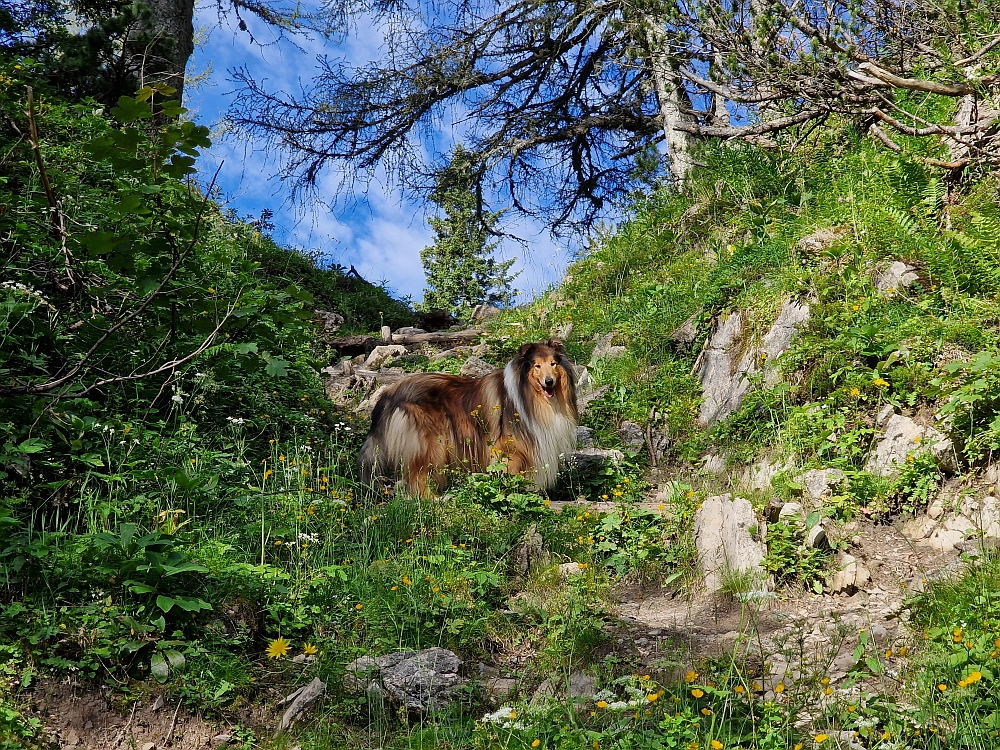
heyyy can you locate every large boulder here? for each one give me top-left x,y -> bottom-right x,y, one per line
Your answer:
696,299 -> 810,427
589,333 -> 628,367
865,412 -> 958,476
693,494 -> 768,592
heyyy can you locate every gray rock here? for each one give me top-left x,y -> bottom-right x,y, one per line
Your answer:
485,678 -> 518,698
567,448 -> 624,470
365,344 -> 408,369
569,673 -> 596,699
924,515 -> 973,552
798,226 -> 849,253
701,453 -> 728,475
799,468 -> 846,503
277,677 -> 327,733
805,524 -> 827,549
827,553 -> 869,594
778,502 -> 803,522
589,333 -> 627,366
344,656 -> 379,693
513,524 -> 550,579
459,356 -> 495,378
377,648 -> 465,711
693,494 -> 768,593
743,457 -> 793,492
960,496 -> 1000,538
696,299 -> 810,427
314,309 -> 345,334
899,515 -> 936,541
531,678 -> 558,704
575,426 -> 594,448
619,420 -> 646,449
394,327 -> 427,336
865,414 -> 958,476
559,561 -> 588,577
874,261 -> 919,296
876,404 -> 895,427
552,321 -> 573,340
471,304 -> 501,321
577,385 -> 611,414
669,309 -> 701,348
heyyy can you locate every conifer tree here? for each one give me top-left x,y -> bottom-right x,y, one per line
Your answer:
420,146 -> 517,317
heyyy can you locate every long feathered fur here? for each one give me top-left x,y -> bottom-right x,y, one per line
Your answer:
358,340 -> 578,494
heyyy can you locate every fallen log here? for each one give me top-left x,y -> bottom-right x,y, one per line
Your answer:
390,329 -> 483,345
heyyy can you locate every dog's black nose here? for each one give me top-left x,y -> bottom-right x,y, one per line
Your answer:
544,376 -> 555,387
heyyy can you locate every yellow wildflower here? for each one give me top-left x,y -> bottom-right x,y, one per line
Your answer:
266,637 -> 291,659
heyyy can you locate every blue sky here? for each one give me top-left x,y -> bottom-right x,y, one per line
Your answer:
185,6 -> 572,304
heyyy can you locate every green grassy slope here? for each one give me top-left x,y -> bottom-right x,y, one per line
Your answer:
5,62 -> 1000,750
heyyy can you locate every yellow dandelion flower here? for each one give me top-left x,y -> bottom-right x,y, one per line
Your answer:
691,688 -> 705,698
647,692 -> 660,702
938,683 -> 947,691
303,643 -> 319,655
966,671 -> 983,684
700,707 -> 712,716
734,685 -> 745,694
266,637 -> 291,659
775,683 -> 785,693
685,671 -> 698,683
597,700 -> 609,709
532,741 -> 540,748
814,734 -> 828,744
355,603 -> 363,610
711,741 -> 723,750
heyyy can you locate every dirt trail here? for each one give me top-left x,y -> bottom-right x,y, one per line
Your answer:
28,682 -> 268,750
610,521 -> 966,688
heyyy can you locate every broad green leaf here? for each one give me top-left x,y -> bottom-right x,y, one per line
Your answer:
150,651 -> 169,682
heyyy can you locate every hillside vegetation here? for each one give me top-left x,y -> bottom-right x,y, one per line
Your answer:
5,62 -> 1000,750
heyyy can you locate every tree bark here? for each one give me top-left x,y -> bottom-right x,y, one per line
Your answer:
645,17 -> 698,183
130,0 -> 196,103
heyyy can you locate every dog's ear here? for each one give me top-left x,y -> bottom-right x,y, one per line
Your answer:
518,342 -> 535,358
546,338 -> 566,354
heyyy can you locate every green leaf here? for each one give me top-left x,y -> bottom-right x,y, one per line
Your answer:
111,96 -> 153,124
150,651 -> 169,682
156,595 -> 176,613
265,357 -> 291,378
162,648 -> 186,670
16,438 -> 47,454
865,656 -> 883,674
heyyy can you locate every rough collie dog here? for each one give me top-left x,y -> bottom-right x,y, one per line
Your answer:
359,340 -> 578,495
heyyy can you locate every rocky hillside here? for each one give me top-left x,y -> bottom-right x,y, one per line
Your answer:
5,78 -> 1000,750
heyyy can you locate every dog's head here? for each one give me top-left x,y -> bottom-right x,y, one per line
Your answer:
516,339 -> 576,403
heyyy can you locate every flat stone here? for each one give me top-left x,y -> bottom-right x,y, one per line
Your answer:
575,426 -> 595,448
589,333 -> 627,366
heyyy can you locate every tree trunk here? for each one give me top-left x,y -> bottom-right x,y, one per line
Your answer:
130,0 -> 196,104
645,18 -> 698,184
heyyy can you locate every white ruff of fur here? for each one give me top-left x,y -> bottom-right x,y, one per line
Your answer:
503,362 -> 577,489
